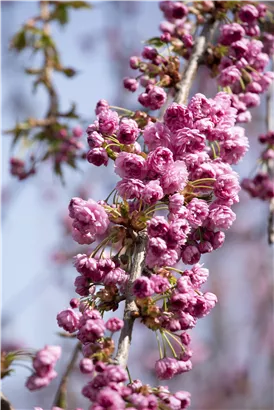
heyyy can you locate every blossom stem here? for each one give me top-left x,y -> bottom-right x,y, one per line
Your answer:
126,366 -> 133,384
153,294 -> 170,303
192,185 -> 213,190
164,330 -> 185,351
109,106 -> 134,115
164,266 -> 184,275
104,143 -> 121,150
210,143 -> 217,159
104,188 -> 116,203
90,234 -> 116,258
191,178 -> 216,184
162,332 -> 177,358
145,206 -> 169,216
156,331 -> 164,359
52,342 -> 81,408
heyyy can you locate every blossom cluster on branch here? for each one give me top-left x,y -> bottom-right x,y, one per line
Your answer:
2,1 -> 274,410
125,1 -> 274,122
242,130 -> 274,201
6,1 -> 91,181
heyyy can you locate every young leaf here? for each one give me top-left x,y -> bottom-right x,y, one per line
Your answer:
10,30 -> 27,52
145,37 -> 165,48
52,4 -> 69,25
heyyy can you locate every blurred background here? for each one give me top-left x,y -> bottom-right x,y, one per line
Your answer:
1,1 -> 273,409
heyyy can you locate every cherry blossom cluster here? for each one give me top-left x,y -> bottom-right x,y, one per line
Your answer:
133,262 -> 217,381
56,303 -> 191,409
214,5 -> 274,123
10,157 -> 36,181
242,131 -> 274,200
5,2 -> 272,410
124,1 -> 274,123
49,88 -> 249,408
25,345 -> 61,391
82,365 -> 191,410
10,126 -> 84,181
7,0 -> 91,180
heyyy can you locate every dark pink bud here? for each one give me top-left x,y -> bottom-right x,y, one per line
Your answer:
95,99 -> 109,115
257,3 -> 267,18
133,277 -> 154,298
181,245 -> 201,265
87,131 -> 104,149
212,231 -> 225,250
180,332 -> 191,345
142,46 -> 158,60
160,32 -> 171,43
58,128 -> 68,139
138,92 -> 150,107
239,5 -> 259,23
258,133 -> 268,144
123,77 -> 139,92
73,126 -> 83,138
198,241 -> 213,254
171,2 -> 188,19
182,34 -> 193,48
105,317 -> 124,332
129,56 -> 140,69
79,358 -> 94,374
70,298 -> 79,309
87,148 -> 108,166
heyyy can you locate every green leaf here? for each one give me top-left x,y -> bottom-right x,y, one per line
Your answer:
67,157 -> 77,169
63,103 -> 79,119
145,37 -> 165,48
40,33 -> 56,48
62,67 -> 77,77
53,4 -> 69,25
34,131 -> 47,141
14,133 -> 27,147
54,162 -> 65,185
66,1 -> 92,9
11,30 -> 27,51
1,368 -> 14,379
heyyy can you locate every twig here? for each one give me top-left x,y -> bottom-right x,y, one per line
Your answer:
266,56 -> 274,244
174,20 -> 218,105
1,392 -> 14,410
115,230 -> 148,368
52,342 -> 81,408
40,1 -> 58,117
114,19 -> 219,370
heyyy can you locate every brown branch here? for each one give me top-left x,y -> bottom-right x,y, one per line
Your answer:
40,1 -> 58,117
266,56 -> 274,244
115,230 -> 148,368
1,392 -> 14,410
52,342 -> 81,408
174,20 -> 218,105
114,19 -> 219,370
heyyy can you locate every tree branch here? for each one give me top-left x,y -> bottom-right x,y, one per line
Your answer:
114,20 -> 219,370
174,20 -> 218,105
52,342 -> 81,408
115,230 -> 148,368
40,1 -> 58,117
1,392 -> 14,410
267,56 -> 274,244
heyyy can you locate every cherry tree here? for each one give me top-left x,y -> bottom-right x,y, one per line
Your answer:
2,2 -> 274,410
